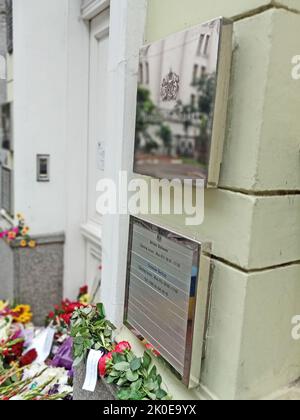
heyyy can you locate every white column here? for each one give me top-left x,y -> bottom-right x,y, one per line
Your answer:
101,0 -> 148,326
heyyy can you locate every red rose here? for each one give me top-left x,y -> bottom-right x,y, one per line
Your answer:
66,303 -> 82,313
48,312 -> 55,319
79,286 -> 88,296
98,353 -> 112,377
114,341 -> 131,353
10,342 -> 24,358
3,341 -> 24,363
19,349 -> 38,367
61,300 -> 71,312
2,349 -> 10,357
60,313 -> 72,325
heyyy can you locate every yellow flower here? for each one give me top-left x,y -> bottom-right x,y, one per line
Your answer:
12,304 -> 33,324
79,294 -> 91,305
28,240 -> 36,249
20,240 -> 27,248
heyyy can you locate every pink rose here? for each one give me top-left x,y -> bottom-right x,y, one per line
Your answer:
98,353 -> 113,377
114,341 -> 131,353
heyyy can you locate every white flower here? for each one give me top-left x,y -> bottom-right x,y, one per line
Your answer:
0,316 -> 13,341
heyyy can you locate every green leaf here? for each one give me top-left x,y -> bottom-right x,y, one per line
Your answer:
113,362 -> 130,372
82,307 -> 92,315
145,380 -> 156,391
109,370 -> 120,378
106,376 -> 116,385
96,303 -> 106,319
145,391 -> 157,400
117,389 -> 132,400
73,354 -> 84,368
106,320 -> 116,330
84,339 -> 92,349
130,357 -> 142,372
104,329 -> 112,338
129,390 -> 144,401
117,377 -> 128,387
126,370 -> 139,382
142,352 -> 152,370
149,365 -> 157,379
156,389 -> 168,399
112,352 -> 126,364
131,378 -> 143,392
74,344 -> 84,358
157,374 -> 162,387
74,336 -> 84,345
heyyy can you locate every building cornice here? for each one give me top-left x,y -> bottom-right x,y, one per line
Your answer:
81,0 -> 110,21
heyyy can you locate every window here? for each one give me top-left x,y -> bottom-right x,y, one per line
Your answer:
192,64 -> 198,84
197,34 -> 205,56
0,103 -> 12,151
145,62 -> 149,84
139,63 -> 143,84
191,94 -> 196,107
204,35 -> 210,56
6,0 -> 13,54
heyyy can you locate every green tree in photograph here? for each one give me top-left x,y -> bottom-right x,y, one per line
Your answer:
195,73 -> 216,115
156,123 -> 172,155
135,86 -> 157,150
193,73 -> 216,164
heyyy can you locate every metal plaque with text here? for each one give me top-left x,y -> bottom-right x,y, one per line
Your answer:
124,217 -> 210,387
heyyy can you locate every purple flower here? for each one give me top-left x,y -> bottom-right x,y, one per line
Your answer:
48,384 -> 60,396
51,337 -> 73,371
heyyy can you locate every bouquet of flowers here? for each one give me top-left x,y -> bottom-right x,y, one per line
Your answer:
0,303 -> 33,325
0,331 -> 38,394
70,304 -> 171,401
99,341 -> 169,400
0,213 -> 36,249
0,299 -> 73,400
71,303 -> 115,367
0,364 -> 72,400
45,285 -> 91,333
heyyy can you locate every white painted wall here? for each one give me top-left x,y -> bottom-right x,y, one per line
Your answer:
63,0 -> 89,298
13,0 -> 69,235
12,0 -> 115,299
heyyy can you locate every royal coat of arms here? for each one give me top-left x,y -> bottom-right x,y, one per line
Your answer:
160,70 -> 180,102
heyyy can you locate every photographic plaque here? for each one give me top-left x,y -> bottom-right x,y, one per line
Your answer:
124,217 -> 211,388
133,18 -> 233,187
